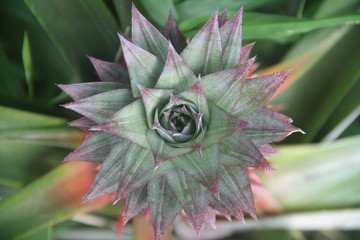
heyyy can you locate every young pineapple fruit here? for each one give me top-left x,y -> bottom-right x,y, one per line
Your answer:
59,5 -> 302,240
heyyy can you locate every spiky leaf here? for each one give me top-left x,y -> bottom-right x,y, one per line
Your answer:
122,185 -> 148,224
148,176 -> 181,240
89,56 -> 129,83
166,167 -> 210,232
180,11 -> 222,75
62,89 -> 133,123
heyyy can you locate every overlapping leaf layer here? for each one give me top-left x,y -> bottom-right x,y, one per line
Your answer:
60,5 -> 302,239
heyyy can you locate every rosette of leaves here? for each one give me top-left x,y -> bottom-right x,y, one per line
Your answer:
59,5 -> 302,239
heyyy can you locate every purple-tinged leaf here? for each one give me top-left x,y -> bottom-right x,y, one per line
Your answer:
258,144 -> 279,157
146,130 -> 192,167
166,167 -> 210,233
180,11 -> 222,75
177,79 -> 210,120
202,58 -> 254,112
88,56 -> 129,83
164,12 -> 186,53
90,100 -> 149,149
220,8 -> 243,68
240,42 -> 256,64
58,82 -> 124,101
84,140 -> 131,201
148,176 -> 181,240
218,9 -> 228,27
122,185 -> 148,224
64,132 -> 121,163
131,5 -> 169,61
232,70 -> 292,118
204,207 -> 217,230
242,107 -> 304,145
118,34 -> 163,98
114,144 -> 174,201
203,104 -> 249,148
210,195 -> 244,222
219,130 -> 271,169
62,89 -> 133,123
171,144 -> 220,195
68,117 -> 96,131
155,43 -> 197,92
218,165 -> 256,219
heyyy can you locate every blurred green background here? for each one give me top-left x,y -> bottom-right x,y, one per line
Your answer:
0,0 -> 359,239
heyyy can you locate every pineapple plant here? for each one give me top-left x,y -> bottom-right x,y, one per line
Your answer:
59,5 -> 302,239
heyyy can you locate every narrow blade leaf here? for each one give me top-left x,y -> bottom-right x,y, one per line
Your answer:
88,56 -> 130,83
122,185 -> 149,224
164,12 -> 186,53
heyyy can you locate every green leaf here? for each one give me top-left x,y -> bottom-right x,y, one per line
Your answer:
84,140 -> 131,201
202,58 -> 253,112
138,86 -> 173,128
148,175 -> 181,240
220,9 -> 243,68
92,100 -> 149,148
232,70 -> 291,118
171,144 -> 219,194
155,43 -> 197,92
203,103 -> 249,148
219,130 -> 270,168
166,167 -> 210,232
265,136 -> 360,211
243,14 -> 360,40
24,0 -> 119,81
0,162 -> 111,240
22,31 -> 34,99
131,5 -> 169,61
62,89 -> 133,123
180,11 -> 222,76
119,34 -> 163,98
115,144 -> 174,200
64,132 -> 121,163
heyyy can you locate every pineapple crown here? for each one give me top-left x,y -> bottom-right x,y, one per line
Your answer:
58,5 -> 303,240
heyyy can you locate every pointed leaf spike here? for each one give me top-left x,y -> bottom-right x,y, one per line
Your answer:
155,42 -> 198,91
180,10 -> 222,75
240,42 -> 256,64
131,4 -> 169,61
218,9 -> 228,27
166,168 -> 210,233
88,56 -> 130,83
118,33 -> 163,98
148,176 -> 181,240
164,12 -> 186,53
220,8 -> 243,68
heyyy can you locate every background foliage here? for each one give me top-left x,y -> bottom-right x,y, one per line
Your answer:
0,0 -> 359,239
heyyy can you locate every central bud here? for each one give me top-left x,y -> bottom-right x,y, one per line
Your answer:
153,99 -> 204,145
